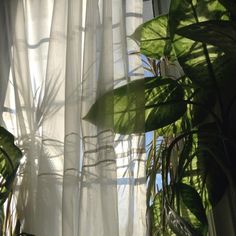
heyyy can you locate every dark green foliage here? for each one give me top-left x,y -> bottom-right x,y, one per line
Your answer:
197,123 -> 228,206
0,126 -> 22,234
0,127 -> 22,205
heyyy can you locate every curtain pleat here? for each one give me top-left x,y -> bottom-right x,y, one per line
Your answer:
2,0 -> 146,235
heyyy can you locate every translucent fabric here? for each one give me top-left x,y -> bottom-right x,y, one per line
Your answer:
1,0 -> 146,235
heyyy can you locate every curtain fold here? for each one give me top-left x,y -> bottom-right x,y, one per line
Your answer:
2,0 -> 146,235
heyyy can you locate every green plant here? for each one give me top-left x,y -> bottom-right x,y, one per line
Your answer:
0,126 -> 22,235
85,0 -> 236,235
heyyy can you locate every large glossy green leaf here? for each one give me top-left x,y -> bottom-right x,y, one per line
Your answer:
179,183 -> 208,227
84,77 -> 186,134
177,20 -> 236,56
145,78 -> 186,132
169,0 -> 229,87
0,127 -> 22,205
137,14 -> 174,59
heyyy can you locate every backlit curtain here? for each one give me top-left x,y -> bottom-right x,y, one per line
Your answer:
1,0 -> 146,235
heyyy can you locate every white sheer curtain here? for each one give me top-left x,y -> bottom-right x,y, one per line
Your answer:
2,0 -> 146,235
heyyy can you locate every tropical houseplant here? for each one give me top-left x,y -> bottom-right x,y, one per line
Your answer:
86,0 -> 236,235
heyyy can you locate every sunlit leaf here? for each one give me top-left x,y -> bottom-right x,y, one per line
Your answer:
177,20 -> 236,57
84,77 -> 186,134
169,0 -> 230,87
145,78 -> 186,132
152,192 -> 163,234
138,14 -> 174,59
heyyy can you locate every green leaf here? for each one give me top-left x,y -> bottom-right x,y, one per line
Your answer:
152,192 -> 163,232
178,183 -> 208,226
138,14 -> 174,59
145,78 -> 186,132
0,127 -> 22,205
84,77 -> 186,134
177,20 -> 236,57
169,0 -> 230,87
